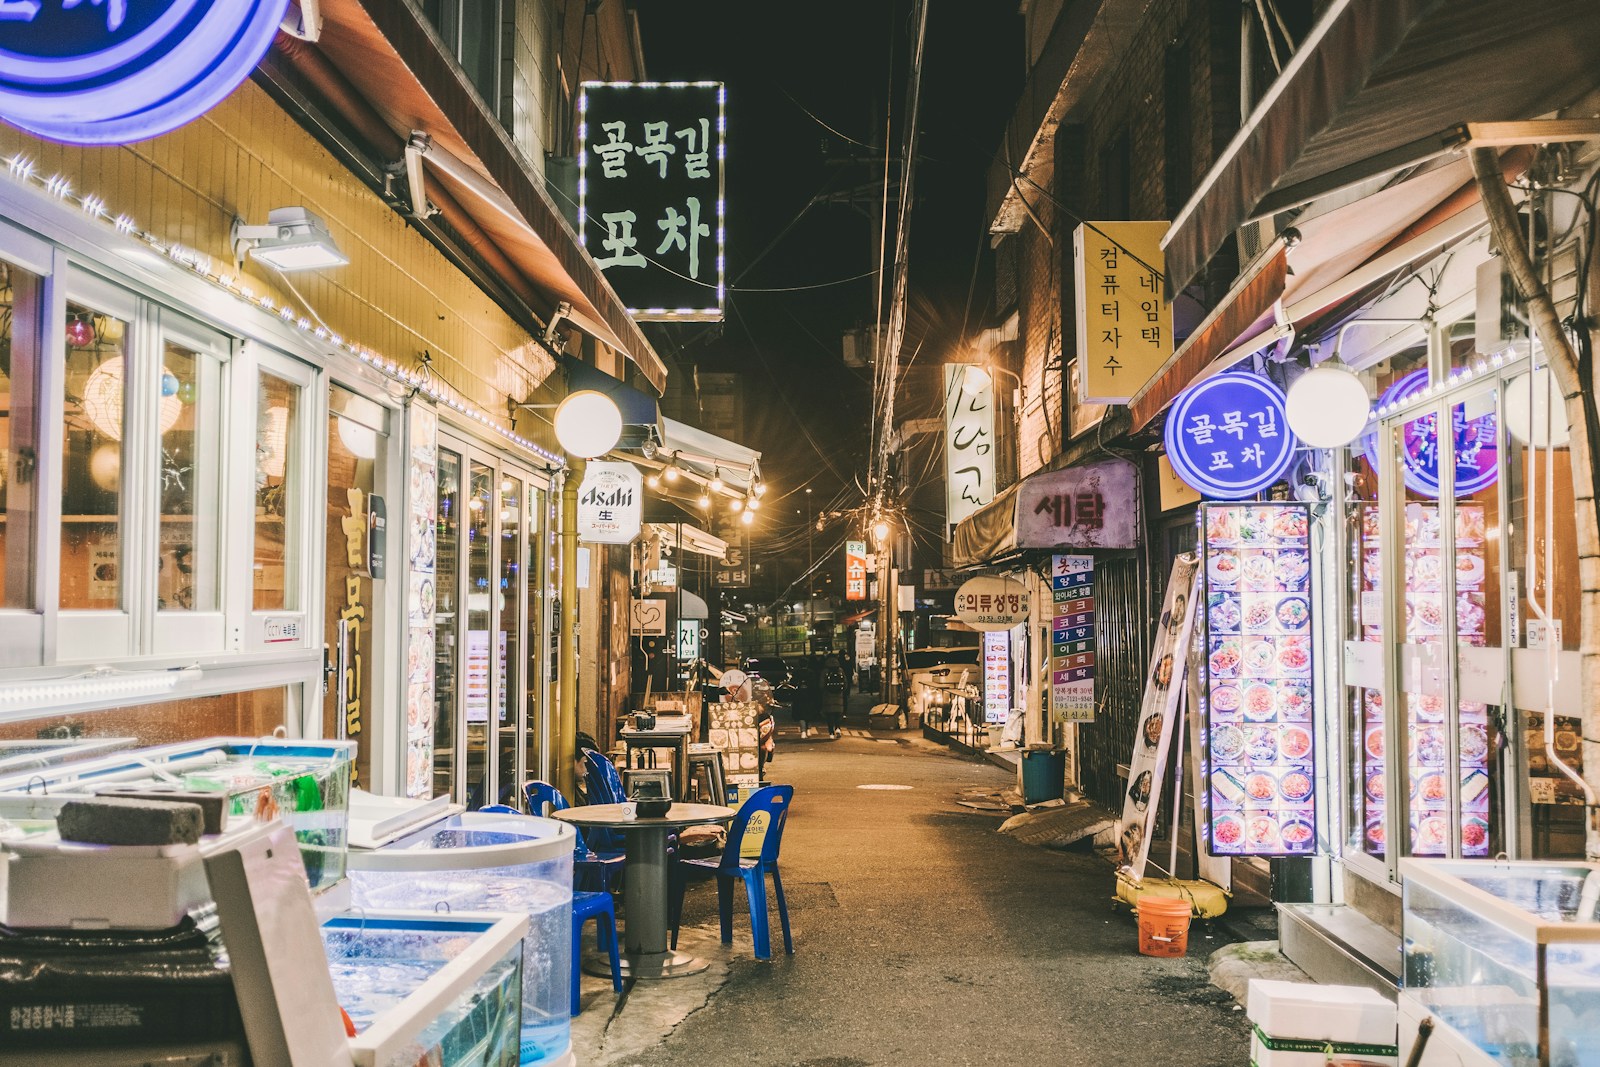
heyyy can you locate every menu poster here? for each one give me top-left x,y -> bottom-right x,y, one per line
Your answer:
1201,503 -> 1317,858
983,631 -> 1010,724
1116,553 -> 1200,881
1050,554 -> 1096,723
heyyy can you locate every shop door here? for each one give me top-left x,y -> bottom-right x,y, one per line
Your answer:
323,385 -> 390,791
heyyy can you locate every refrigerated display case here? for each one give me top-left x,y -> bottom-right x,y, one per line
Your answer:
347,811 -> 575,1065
1399,858 -> 1600,1066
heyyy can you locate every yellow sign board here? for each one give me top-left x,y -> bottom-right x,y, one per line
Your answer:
1156,453 -> 1201,512
1074,221 -> 1172,404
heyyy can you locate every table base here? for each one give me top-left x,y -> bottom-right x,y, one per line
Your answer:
583,949 -> 709,980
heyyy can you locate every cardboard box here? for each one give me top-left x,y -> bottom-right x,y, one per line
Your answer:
1248,979 -> 1397,1046
1251,1027 -> 1397,1067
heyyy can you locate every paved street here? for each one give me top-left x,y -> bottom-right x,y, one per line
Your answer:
577,710 -> 1252,1067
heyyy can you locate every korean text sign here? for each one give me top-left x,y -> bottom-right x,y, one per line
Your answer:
954,576 -> 1029,632
1073,222 -> 1171,404
844,540 -> 867,602
1050,555 -> 1095,723
1163,373 -> 1297,499
944,364 -> 995,527
580,81 -> 725,320
1015,458 -> 1140,549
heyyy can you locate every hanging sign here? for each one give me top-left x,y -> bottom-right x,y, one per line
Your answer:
1200,503 -> 1317,858
713,511 -> 750,588
579,81 -> 726,320
1050,555 -> 1095,723
954,575 -> 1030,632
577,461 -> 642,543
1360,368 -> 1498,498
1115,554 -> 1199,880
0,0 -> 290,146
944,364 -> 995,527
982,631 -> 1011,724
677,618 -> 701,660
1074,221 -> 1172,403
1164,373 -> 1297,499
845,540 -> 867,601
1015,457 -> 1140,549
630,598 -> 667,636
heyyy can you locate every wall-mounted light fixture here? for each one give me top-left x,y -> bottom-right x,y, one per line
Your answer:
232,207 -> 349,272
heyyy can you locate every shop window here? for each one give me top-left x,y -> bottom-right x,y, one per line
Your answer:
60,300 -> 129,611
255,371 -> 301,611
157,337 -> 223,613
434,447 -> 462,800
464,460 -> 494,807
0,686 -> 289,751
422,0 -> 509,127
496,474 -> 524,804
0,260 -> 40,609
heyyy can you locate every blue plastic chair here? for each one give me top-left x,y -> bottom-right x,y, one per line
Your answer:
523,780 -> 569,816
580,751 -> 628,855
669,785 -> 794,959
522,780 -> 624,893
478,805 -> 621,1013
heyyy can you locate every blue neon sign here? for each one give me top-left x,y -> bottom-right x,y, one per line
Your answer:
1361,368 -> 1498,498
0,0 -> 289,146
1164,373 -> 1298,499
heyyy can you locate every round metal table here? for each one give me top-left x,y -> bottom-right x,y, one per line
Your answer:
556,802 -> 734,979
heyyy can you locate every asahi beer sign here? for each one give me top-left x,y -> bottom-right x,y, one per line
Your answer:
577,461 -> 642,544
579,81 -> 726,320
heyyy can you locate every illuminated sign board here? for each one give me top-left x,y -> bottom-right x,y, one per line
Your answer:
1164,373 -> 1297,499
0,0 -> 290,146
944,364 -> 994,527
579,81 -> 725,320
844,540 -> 867,602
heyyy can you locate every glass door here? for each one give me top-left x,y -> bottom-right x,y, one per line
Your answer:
433,444 -> 463,800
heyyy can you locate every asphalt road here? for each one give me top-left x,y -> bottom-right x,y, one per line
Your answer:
601,720 -> 1252,1066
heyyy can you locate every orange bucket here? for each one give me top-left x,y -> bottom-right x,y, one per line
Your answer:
1136,895 -> 1193,957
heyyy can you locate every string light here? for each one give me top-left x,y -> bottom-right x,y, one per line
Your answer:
3,154 -> 564,468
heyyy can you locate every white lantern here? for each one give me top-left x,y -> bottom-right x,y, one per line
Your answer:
553,390 -> 622,459
1503,365 -> 1570,448
1285,361 -> 1371,447
81,357 -> 182,441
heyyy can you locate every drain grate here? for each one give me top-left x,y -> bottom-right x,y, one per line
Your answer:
782,881 -> 841,909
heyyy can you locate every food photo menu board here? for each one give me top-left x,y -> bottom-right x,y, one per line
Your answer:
1201,503 -> 1317,857
1357,504 -> 1492,857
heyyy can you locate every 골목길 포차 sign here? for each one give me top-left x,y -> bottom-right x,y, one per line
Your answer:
1164,373 -> 1297,499
0,0 -> 290,146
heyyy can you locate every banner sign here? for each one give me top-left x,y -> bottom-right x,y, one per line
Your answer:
1164,373 -> 1297,499
944,364 -> 995,528
1200,503 -> 1317,857
0,0 -> 290,146
954,575 -> 1030,632
1016,457 -> 1140,549
1074,221 -> 1172,403
1115,554 -> 1200,881
845,540 -> 867,601
1050,555 -> 1095,723
576,461 -> 642,544
579,81 -> 726,320
983,631 -> 1010,724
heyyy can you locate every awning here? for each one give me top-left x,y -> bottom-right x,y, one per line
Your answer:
271,1 -> 668,392
647,522 -> 728,561
949,456 -> 1141,567
1163,0 -> 1600,296
950,484 -> 1020,569
676,589 -> 710,621
658,417 -> 762,491
1130,153 -> 1502,429
565,358 -> 662,450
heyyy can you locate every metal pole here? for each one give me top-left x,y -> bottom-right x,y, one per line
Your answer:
556,459 -> 582,800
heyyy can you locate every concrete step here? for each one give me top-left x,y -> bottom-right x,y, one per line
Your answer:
1277,903 -> 1401,1000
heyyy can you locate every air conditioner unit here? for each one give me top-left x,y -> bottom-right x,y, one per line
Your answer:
842,325 -> 880,368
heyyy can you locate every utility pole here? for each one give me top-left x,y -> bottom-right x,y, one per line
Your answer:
806,488 -> 815,645
555,461 -> 581,800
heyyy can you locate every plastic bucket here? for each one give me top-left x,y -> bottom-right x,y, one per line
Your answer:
1136,895 -> 1192,957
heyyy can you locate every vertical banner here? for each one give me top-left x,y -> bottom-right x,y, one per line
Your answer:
944,364 -> 995,528
1074,221 -> 1172,404
1049,554 -> 1095,722
983,631 -> 1011,724
404,404 -> 437,798
845,540 -> 867,601
1115,554 -> 1200,881
1200,503 -> 1317,857
579,81 -> 726,320
714,511 -> 750,588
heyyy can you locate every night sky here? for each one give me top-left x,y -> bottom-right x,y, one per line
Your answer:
634,1 -> 1022,596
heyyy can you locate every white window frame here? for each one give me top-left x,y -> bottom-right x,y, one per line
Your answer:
242,345 -> 318,654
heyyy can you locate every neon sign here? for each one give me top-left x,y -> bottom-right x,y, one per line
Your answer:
1164,373 -> 1298,499
1361,369 -> 1498,498
0,0 -> 289,146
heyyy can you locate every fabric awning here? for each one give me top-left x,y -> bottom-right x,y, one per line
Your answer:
1130,153 -> 1499,429
950,483 -> 1021,569
276,0 -> 668,392
658,417 -> 762,491
1163,0 -> 1600,296
676,589 -> 710,621
647,522 -> 728,561
566,357 -> 662,449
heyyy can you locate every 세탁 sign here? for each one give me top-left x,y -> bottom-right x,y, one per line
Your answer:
580,81 -> 725,320
1015,458 -> 1139,549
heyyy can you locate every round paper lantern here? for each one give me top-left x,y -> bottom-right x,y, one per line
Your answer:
1503,365 -> 1570,448
554,390 -> 623,459
81,357 -> 182,441
1285,361 -> 1371,447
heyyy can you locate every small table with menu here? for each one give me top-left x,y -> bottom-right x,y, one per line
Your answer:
555,802 -> 735,979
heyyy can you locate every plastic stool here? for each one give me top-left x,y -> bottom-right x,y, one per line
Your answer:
685,748 -> 727,806
571,891 -> 622,1015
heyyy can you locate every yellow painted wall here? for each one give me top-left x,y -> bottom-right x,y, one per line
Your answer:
0,79 -> 554,411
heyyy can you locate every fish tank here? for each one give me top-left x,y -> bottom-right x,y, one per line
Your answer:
1399,859 -> 1600,1067
323,912 -> 526,1067
347,812 -> 575,1066
0,737 -> 354,895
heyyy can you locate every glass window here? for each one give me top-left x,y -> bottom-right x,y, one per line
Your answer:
433,447 -> 462,800
255,372 -> 300,610
158,339 -> 222,612
0,260 -> 40,609
496,474 -> 523,804
464,460 -> 493,808
458,0 -> 502,108
60,301 -> 128,611
525,484 -> 547,784
0,687 -> 288,749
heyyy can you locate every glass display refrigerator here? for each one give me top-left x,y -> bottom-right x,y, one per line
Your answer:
1399,858 -> 1600,1066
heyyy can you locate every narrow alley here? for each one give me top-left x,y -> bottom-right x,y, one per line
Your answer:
578,712 -> 1252,1067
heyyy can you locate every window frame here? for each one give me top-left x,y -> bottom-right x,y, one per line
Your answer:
243,345 -> 318,653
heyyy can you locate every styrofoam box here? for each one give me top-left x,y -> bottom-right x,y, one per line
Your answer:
1251,1029 -> 1397,1067
1248,979 -> 1398,1046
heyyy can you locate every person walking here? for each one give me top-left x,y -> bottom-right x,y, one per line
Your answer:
792,657 -> 823,738
821,653 -> 848,738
